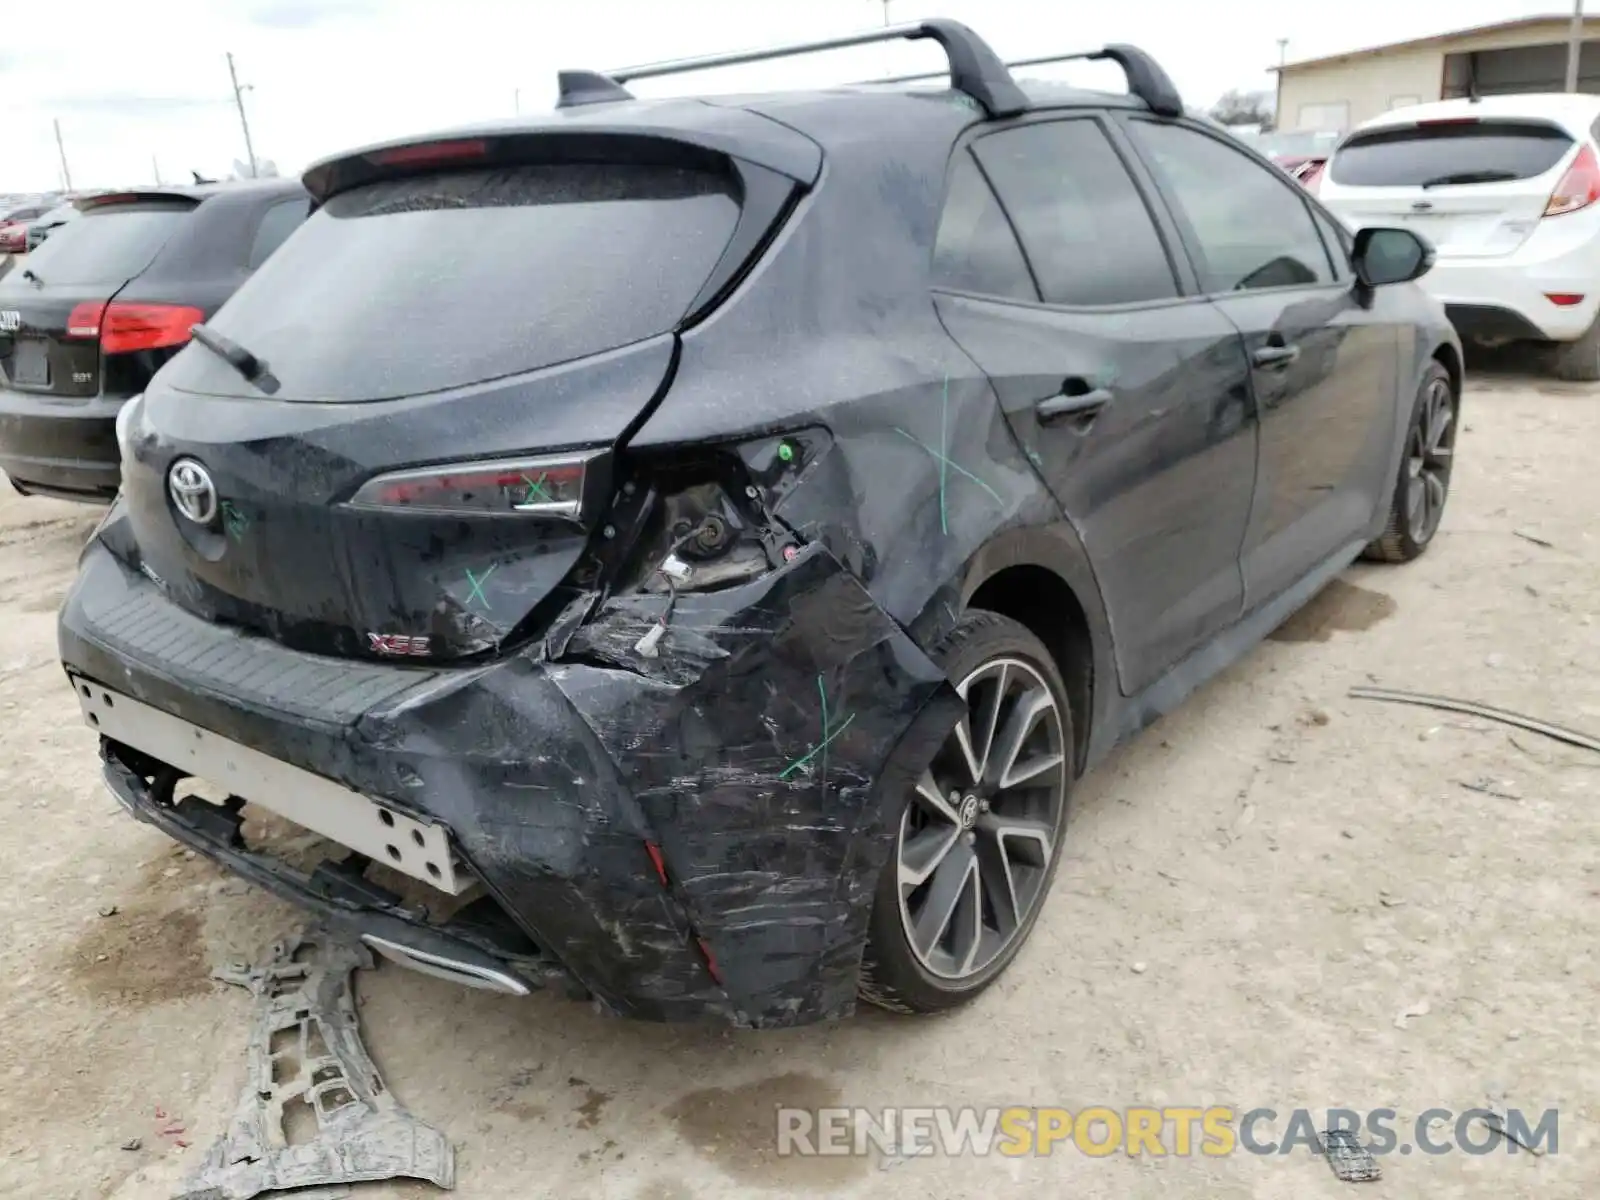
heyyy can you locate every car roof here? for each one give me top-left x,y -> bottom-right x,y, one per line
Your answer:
303,28 -> 1184,201
1353,92 -> 1600,139
303,82 -> 1153,203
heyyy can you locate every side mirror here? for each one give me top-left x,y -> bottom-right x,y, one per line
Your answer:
1351,226 -> 1435,288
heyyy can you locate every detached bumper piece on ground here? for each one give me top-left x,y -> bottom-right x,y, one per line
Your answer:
178,933 -> 454,1200
60,18 -> 1461,1026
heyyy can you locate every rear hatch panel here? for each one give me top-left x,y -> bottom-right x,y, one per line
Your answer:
123,334 -> 675,661
117,136 -> 802,662
1324,118 -> 1577,257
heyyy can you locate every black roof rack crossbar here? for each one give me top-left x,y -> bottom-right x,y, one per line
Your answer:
598,19 -> 1029,117
863,43 -> 1184,119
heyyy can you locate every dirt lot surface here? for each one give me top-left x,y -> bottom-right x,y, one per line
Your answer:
0,365 -> 1596,1200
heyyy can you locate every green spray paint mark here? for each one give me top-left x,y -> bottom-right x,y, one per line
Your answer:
520,473 -> 552,505
219,500 -> 250,543
892,427 -> 1005,510
777,440 -> 795,463
464,563 -> 497,610
938,376 -> 950,535
780,675 -> 856,783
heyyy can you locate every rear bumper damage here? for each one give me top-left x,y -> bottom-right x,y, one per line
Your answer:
61,539 -> 960,1028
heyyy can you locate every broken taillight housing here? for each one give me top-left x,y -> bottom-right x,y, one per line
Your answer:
347,450 -> 603,521
1545,144 -> 1600,217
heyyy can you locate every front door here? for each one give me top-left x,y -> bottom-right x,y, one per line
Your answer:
931,115 -> 1258,696
1117,116 -> 1402,607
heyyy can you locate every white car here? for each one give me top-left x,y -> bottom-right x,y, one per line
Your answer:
1318,94 -> 1600,380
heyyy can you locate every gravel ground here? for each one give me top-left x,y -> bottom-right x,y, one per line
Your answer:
0,365 -> 1595,1200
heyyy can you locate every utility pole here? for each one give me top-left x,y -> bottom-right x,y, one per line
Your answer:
514,88 -> 521,114
1566,0 -> 1585,92
53,119 -> 72,192
874,0 -> 893,77
152,154 -> 162,185
226,52 -> 259,178
1277,38 -> 1289,67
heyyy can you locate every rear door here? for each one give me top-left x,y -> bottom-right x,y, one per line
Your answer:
931,116 -> 1258,696
1119,116 -> 1402,607
1320,117 -> 1579,257
119,148 -> 769,662
0,198 -> 196,398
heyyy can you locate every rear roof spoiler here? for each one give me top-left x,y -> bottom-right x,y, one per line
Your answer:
864,44 -> 1183,118
75,190 -> 203,212
557,18 -> 1030,117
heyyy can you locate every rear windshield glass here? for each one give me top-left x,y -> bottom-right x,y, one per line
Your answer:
179,161 -> 741,402
19,203 -> 193,285
1329,121 -> 1574,187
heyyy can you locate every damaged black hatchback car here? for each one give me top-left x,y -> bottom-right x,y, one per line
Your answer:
59,22 -> 1462,1028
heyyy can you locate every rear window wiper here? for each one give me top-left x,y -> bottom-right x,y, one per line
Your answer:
1420,170 -> 1519,188
189,322 -> 276,391
20,268 -> 42,285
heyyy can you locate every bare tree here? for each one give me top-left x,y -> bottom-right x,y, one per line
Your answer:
1210,88 -> 1275,129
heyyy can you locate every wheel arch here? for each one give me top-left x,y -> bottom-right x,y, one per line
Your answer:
1431,339 -> 1462,402
907,522 -> 1120,777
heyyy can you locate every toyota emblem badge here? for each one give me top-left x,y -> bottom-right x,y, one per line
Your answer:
168,458 -> 218,525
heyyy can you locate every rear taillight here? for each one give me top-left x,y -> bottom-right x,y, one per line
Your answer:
65,301 -> 204,353
347,451 -> 602,521
65,301 -> 105,339
1545,145 -> 1600,217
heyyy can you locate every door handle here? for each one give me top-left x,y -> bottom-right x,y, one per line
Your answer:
1036,385 -> 1112,427
1251,343 -> 1300,368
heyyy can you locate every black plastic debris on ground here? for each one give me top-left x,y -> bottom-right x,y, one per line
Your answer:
175,931 -> 454,1200
1320,1129 -> 1381,1183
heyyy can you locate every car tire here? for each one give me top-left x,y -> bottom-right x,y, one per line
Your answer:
1363,361 -> 1457,564
858,610 -> 1073,1015
1551,314 -> 1600,382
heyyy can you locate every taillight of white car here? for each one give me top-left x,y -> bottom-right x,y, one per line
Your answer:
1544,144 -> 1600,217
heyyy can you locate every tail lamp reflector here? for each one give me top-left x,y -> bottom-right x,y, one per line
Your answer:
348,451 -> 599,520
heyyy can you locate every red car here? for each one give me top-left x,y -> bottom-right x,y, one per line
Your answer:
0,205 -> 50,253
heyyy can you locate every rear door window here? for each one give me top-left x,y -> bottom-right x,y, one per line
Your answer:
18,203 -> 194,286
931,152 -> 1038,300
178,161 -> 741,402
247,197 -> 310,268
1329,121 -> 1574,187
972,119 -> 1179,307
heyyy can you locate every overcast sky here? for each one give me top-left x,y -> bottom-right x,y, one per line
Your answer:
0,0 -> 1579,191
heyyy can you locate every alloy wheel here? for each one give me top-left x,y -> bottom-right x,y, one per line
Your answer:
1404,374 -> 1455,546
896,656 -> 1068,981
